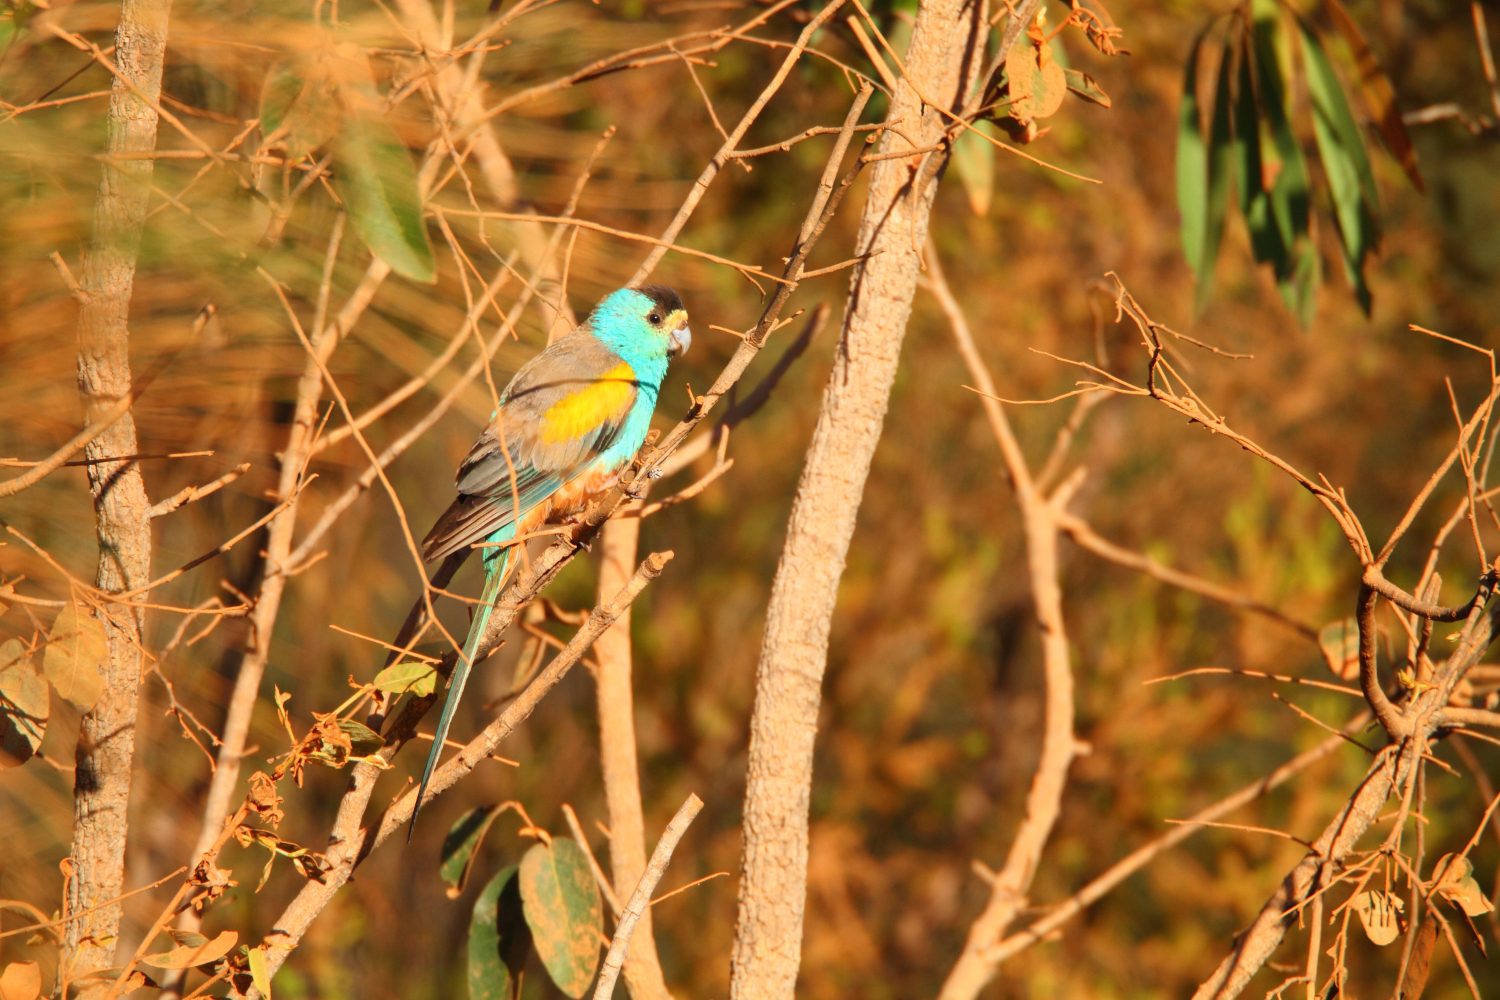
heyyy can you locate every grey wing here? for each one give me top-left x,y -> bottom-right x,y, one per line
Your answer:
420,332 -> 637,562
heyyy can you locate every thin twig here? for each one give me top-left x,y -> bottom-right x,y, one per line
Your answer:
591,793 -> 704,1000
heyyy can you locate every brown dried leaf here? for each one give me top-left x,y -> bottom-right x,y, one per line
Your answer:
292,852 -> 332,883
247,770 -> 285,825
0,639 -> 48,767
1006,38 -> 1067,124
70,968 -> 156,998
187,859 -> 237,914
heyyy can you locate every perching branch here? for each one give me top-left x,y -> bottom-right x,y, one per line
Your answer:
243,551 -> 675,992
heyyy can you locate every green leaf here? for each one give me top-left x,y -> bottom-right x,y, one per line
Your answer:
1243,182 -> 1286,274
1250,10 -> 1311,253
1177,27 -> 1211,284
468,865 -> 532,1000
1300,19 -> 1378,313
1232,22 -> 1294,299
0,639 -> 46,767
259,62 -> 302,143
332,104 -> 436,283
1178,22 -> 1234,308
519,838 -> 602,998
0,0 -> 40,51
442,804 -> 504,897
259,60 -> 339,161
1230,30 -> 1265,220
950,121 -> 996,216
1276,236 -> 1320,328
1325,0 -> 1422,191
1245,6 -> 1321,325
373,660 -> 438,698
1061,66 -> 1111,108
43,601 -> 106,711
337,719 -> 384,756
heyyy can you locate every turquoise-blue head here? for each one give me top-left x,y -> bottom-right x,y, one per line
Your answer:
588,285 -> 692,363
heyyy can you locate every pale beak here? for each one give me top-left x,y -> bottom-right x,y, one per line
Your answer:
668,322 -> 692,359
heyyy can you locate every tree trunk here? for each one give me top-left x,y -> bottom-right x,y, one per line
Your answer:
64,0 -> 171,974
727,1 -> 983,995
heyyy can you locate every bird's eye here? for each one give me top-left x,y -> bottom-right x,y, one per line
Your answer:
648,312 -> 662,325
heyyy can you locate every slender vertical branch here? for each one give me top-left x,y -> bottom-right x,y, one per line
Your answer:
728,0 -> 986,994
926,243 -> 1079,1000
183,216 -> 346,865
594,515 -> 674,1000
63,0 -> 172,974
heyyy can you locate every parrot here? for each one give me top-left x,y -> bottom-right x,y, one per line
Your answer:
408,284 -> 691,836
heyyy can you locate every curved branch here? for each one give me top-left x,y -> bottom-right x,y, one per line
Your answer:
1358,584 -> 1409,739
1362,565 -> 1488,622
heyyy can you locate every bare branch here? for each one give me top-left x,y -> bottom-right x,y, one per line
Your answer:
988,720 -> 1366,965
592,793 -> 705,1000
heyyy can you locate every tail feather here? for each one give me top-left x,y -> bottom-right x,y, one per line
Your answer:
408,545 -> 512,841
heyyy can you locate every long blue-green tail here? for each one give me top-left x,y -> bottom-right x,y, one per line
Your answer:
408,543 -> 512,840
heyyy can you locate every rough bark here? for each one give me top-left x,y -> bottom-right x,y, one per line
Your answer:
64,0 -> 172,973
727,1 -> 984,995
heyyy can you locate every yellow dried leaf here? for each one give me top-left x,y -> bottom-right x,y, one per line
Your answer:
1351,889 -> 1403,946
0,961 -> 41,1000
1433,853 -> 1496,918
43,602 -> 106,711
142,929 -> 238,970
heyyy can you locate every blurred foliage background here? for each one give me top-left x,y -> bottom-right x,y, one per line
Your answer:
2,0 -> 1499,995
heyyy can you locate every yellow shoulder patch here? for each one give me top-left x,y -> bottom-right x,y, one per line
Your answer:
538,361 -> 637,446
